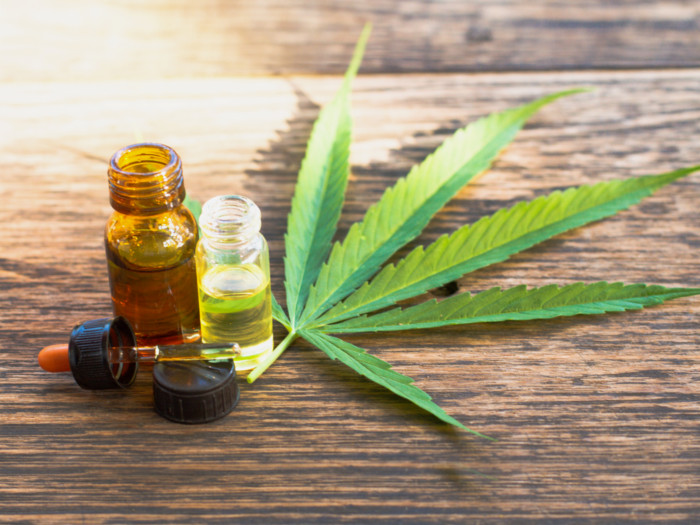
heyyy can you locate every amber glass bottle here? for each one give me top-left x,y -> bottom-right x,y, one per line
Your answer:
105,143 -> 200,345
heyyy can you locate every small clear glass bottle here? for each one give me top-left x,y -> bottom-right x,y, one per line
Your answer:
105,143 -> 200,346
195,195 -> 273,372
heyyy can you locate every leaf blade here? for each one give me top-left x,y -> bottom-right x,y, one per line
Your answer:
271,293 -> 291,330
183,194 -> 202,223
283,25 -> 371,325
314,166 -> 700,326
325,282 -> 700,333
300,89 -> 587,326
299,329 -> 492,439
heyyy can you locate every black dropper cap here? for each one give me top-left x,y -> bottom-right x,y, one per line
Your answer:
153,360 -> 239,424
68,316 -> 138,389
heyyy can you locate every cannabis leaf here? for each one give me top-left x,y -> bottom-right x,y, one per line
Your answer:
311,167 -> 699,327
183,194 -> 202,222
244,26 -> 700,437
323,283 -> 700,333
297,88 -> 585,327
284,24 -> 369,324
300,329 -> 492,440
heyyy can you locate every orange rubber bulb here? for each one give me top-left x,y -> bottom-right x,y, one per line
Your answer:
38,344 -> 72,373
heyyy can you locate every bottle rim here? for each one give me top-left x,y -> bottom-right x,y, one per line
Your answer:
108,142 -> 185,214
109,142 -> 179,176
200,195 -> 261,247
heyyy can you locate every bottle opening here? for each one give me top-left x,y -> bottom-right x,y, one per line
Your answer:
108,143 -> 185,214
200,195 -> 261,246
111,143 -> 178,175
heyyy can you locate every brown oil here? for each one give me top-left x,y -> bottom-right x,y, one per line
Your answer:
106,246 -> 199,346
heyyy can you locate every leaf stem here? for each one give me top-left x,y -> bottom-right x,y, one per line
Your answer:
247,331 -> 298,383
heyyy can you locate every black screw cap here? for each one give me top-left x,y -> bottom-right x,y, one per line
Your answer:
153,359 -> 239,424
68,317 -> 138,389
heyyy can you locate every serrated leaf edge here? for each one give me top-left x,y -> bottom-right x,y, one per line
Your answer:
299,329 -> 494,439
313,166 -> 700,327
324,282 -> 700,333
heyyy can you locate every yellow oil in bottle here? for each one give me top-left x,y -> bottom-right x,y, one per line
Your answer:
198,263 -> 273,371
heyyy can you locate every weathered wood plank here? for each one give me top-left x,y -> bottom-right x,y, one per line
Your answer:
0,70 -> 699,522
1,1 -> 699,81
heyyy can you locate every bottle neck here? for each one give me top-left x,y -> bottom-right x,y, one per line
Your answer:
199,195 -> 262,251
108,143 -> 185,215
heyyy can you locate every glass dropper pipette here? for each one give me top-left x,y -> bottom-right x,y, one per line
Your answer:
39,341 -> 240,370
38,316 -> 241,389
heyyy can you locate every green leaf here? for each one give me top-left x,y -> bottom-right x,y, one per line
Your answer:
283,24 -> 371,326
325,282 -> 700,333
183,194 -> 202,222
183,194 -> 202,237
299,329 -> 493,439
299,89 -> 587,326
271,293 -> 291,331
314,166 -> 700,326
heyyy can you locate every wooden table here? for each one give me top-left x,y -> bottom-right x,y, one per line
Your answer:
1,2 -> 699,523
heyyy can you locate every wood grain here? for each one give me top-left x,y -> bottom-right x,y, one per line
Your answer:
2,1 -> 700,82
1,70 -> 699,523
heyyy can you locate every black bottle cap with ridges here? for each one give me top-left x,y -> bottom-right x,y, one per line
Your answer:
153,359 -> 239,424
68,317 -> 138,389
